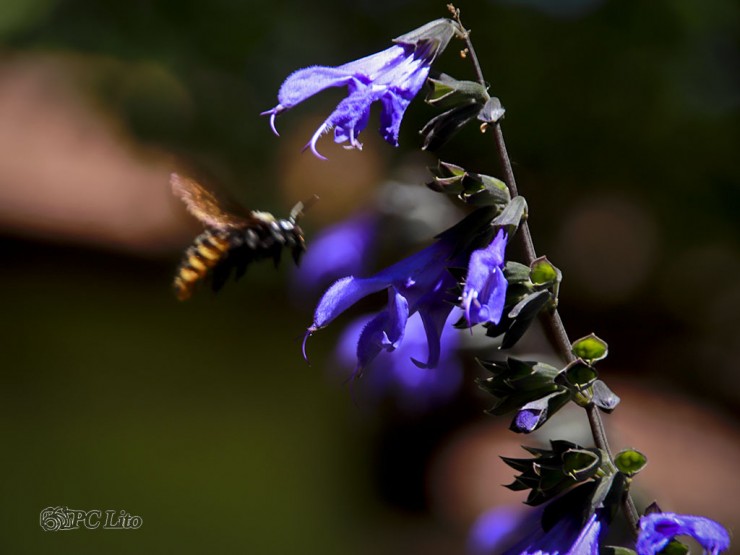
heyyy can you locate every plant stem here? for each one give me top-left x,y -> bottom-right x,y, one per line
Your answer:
453,6 -> 641,534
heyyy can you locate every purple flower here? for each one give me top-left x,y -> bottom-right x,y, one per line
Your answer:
462,229 -> 508,327
291,212 -> 377,299
637,512 -> 730,555
336,311 -> 462,412
469,504 -> 604,555
262,19 -> 457,159
305,235 -> 464,374
468,506 -> 533,555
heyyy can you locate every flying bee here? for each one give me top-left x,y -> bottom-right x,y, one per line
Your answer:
171,172 -> 314,300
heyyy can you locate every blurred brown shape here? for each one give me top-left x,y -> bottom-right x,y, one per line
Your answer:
0,53 -> 186,253
276,116 -> 387,225
555,193 -> 659,303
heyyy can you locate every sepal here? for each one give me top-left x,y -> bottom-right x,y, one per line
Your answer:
477,357 -> 571,432
421,72 -> 504,149
425,73 -> 488,108
592,380 -> 620,412
477,96 -> 506,123
501,441 -> 607,505
393,18 -> 460,59
421,100 -> 484,151
427,161 -> 510,206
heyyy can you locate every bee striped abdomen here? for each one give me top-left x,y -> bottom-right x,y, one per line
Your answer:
174,230 -> 231,300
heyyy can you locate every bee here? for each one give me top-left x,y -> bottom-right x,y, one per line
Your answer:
171,173 -> 313,300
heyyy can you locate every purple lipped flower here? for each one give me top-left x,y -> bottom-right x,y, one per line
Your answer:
336,311 -> 462,412
468,506 -> 533,555
262,19 -> 458,159
291,212 -> 377,299
462,229 -> 508,327
468,504 -> 605,555
636,512 -> 730,555
305,234 -> 464,374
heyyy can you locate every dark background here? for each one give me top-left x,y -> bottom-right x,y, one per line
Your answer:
0,0 -> 738,553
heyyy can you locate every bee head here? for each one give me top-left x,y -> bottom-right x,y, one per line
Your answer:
289,194 -> 320,223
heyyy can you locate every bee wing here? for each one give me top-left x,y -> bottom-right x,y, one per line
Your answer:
171,173 -> 254,229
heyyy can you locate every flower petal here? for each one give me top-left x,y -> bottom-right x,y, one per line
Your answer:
336,44 -> 408,80
411,297 -> 454,369
311,276 -> 387,330
482,267 -> 508,324
277,66 -> 358,109
637,513 -> 730,555
462,230 -> 508,326
356,289 -> 409,372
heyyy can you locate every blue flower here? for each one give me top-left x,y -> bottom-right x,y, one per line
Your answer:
335,311 -> 462,412
305,235 -> 464,374
462,229 -> 508,326
636,512 -> 730,555
468,506 -> 533,555
291,212 -> 377,299
469,504 -> 604,555
263,19 -> 457,159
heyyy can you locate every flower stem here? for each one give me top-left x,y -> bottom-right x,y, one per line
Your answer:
453,6 -> 641,534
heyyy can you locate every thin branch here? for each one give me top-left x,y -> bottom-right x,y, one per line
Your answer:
449,5 -> 486,88
453,6 -> 642,535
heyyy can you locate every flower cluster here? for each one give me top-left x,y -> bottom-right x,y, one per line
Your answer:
305,221 -> 508,376
263,19 -> 458,158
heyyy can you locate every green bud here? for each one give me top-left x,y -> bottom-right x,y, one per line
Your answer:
615,448 -> 648,476
572,333 -> 608,363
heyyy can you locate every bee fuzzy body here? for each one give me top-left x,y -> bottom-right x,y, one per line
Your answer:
170,173 -> 309,300
173,230 -> 231,301
174,218 -> 305,300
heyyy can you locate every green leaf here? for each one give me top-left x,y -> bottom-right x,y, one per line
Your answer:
572,333 -> 608,363
615,448 -> 648,476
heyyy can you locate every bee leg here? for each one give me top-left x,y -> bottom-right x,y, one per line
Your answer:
233,248 -> 253,280
211,258 -> 233,293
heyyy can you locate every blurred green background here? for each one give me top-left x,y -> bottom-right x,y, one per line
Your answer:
1,0 -> 738,553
